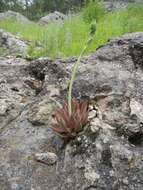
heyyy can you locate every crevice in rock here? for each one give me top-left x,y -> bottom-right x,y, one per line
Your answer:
10,87 -> 19,92
128,132 -> 143,146
129,38 -> 143,69
84,185 -> 106,190
0,102 -> 30,134
101,147 -> 112,167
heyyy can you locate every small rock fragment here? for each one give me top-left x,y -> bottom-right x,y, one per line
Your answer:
123,178 -> 129,185
88,110 -> 97,120
0,99 -> 7,116
84,171 -> 100,182
90,118 -> 101,133
35,152 -> 58,165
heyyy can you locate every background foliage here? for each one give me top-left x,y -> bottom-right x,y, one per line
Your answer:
0,1 -> 143,58
0,0 -> 86,20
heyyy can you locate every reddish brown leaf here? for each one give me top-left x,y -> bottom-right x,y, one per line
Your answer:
51,99 -> 89,139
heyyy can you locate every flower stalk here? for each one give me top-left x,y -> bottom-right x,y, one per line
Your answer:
68,21 -> 96,115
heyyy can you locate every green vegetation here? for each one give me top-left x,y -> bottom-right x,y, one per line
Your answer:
0,3 -> 143,58
82,0 -> 105,23
68,22 -> 96,115
0,0 -> 85,20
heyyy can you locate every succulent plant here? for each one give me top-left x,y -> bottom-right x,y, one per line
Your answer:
52,21 -> 96,140
52,99 -> 89,139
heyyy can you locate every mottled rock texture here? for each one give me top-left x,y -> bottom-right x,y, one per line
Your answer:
0,29 -> 28,56
38,11 -> 66,26
0,10 -> 30,23
104,0 -> 143,11
0,32 -> 143,190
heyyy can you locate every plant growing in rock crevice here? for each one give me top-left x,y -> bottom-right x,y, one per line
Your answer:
52,21 -> 96,139
52,99 -> 89,138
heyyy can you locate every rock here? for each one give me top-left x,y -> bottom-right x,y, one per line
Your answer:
0,57 -> 55,190
104,0 -> 143,11
38,11 -> 66,26
88,109 -> 97,120
130,98 -> 143,122
90,118 -> 102,133
28,56 -> 69,96
35,152 -> 58,165
0,57 -> 34,130
27,98 -> 57,126
0,99 -> 8,116
0,10 -> 30,23
84,171 -> 100,182
1,32 -> 143,189
0,29 -> 28,56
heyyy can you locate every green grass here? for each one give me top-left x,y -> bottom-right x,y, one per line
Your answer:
0,4 -> 143,58
82,0 -> 106,23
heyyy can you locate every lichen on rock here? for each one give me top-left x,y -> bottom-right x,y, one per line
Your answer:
0,32 -> 143,189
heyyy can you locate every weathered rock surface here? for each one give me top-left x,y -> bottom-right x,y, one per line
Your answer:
0,29 -> 28,56
35,152 -> 58,165
38,11 -> 66,25
0,32 -> 143,190
0,10 -> 30,23
104,0 -> 143,11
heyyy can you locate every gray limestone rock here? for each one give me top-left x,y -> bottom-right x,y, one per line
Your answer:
0,10 -> 30,23
0,32 -> 143,189
0,29 -> 28,56
35,152 -> 58,165
38,11 -> 66,26
104,0 -> 143,11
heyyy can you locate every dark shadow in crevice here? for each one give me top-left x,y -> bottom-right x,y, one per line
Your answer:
128,132 -> 143,146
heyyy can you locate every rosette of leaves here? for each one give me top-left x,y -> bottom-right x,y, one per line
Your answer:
52,100 -> 89,138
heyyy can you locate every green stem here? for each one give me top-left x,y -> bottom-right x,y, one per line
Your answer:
68,45 -> 87,115
67,21 -> 96,115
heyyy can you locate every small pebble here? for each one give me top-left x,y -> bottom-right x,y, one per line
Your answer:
84,171 -> 100,182
88,110 -> 97,120
35,152 -> 58,165
123,178 -> 129,185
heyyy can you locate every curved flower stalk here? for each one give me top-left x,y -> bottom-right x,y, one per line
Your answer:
68,21 -> 96,115
52,21 -> 96,139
